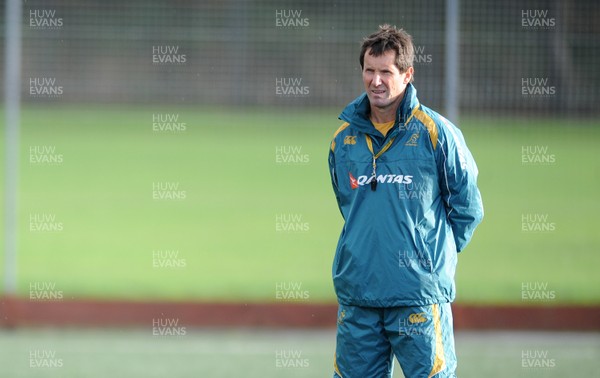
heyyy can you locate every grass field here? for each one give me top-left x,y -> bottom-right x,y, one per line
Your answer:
0,106 -> 599,304
0,328 -> 598,377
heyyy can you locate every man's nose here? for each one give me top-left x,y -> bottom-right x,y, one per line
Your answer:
373,74 -> 382,86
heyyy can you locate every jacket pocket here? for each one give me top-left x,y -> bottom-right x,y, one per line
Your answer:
413,224 -> 434,274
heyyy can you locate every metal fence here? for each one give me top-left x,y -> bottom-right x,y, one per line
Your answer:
2,0 -> 598,114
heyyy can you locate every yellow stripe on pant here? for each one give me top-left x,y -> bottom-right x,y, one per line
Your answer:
333,351 -> 343,377
428,304 -> 446,377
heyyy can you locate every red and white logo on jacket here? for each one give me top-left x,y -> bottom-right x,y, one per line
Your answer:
349,172 -> 359,189
349,172 -> 413,189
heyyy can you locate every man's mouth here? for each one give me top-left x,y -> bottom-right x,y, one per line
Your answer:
371,89 -> 386,95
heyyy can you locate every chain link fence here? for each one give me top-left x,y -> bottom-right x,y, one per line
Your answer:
1,0 -> 598,114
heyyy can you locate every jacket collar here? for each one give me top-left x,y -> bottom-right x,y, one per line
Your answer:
339,83 -> 420,136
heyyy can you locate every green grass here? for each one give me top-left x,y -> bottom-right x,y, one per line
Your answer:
456,117 -> 600,304
0,328 -> 598,377
0,106 -> 599,304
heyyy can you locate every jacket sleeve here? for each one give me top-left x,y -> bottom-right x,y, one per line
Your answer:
435,119 -> 484,252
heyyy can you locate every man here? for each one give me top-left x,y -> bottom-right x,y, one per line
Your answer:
328,25 -> 483,377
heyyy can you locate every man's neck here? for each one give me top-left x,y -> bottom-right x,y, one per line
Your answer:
369,107 -> 396,124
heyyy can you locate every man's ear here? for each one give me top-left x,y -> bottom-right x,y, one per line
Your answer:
403,66 -> 414,84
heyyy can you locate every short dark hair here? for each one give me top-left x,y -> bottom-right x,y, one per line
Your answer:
359,24 -> 414,74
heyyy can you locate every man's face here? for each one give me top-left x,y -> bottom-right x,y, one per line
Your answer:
362,48 -> 413,111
